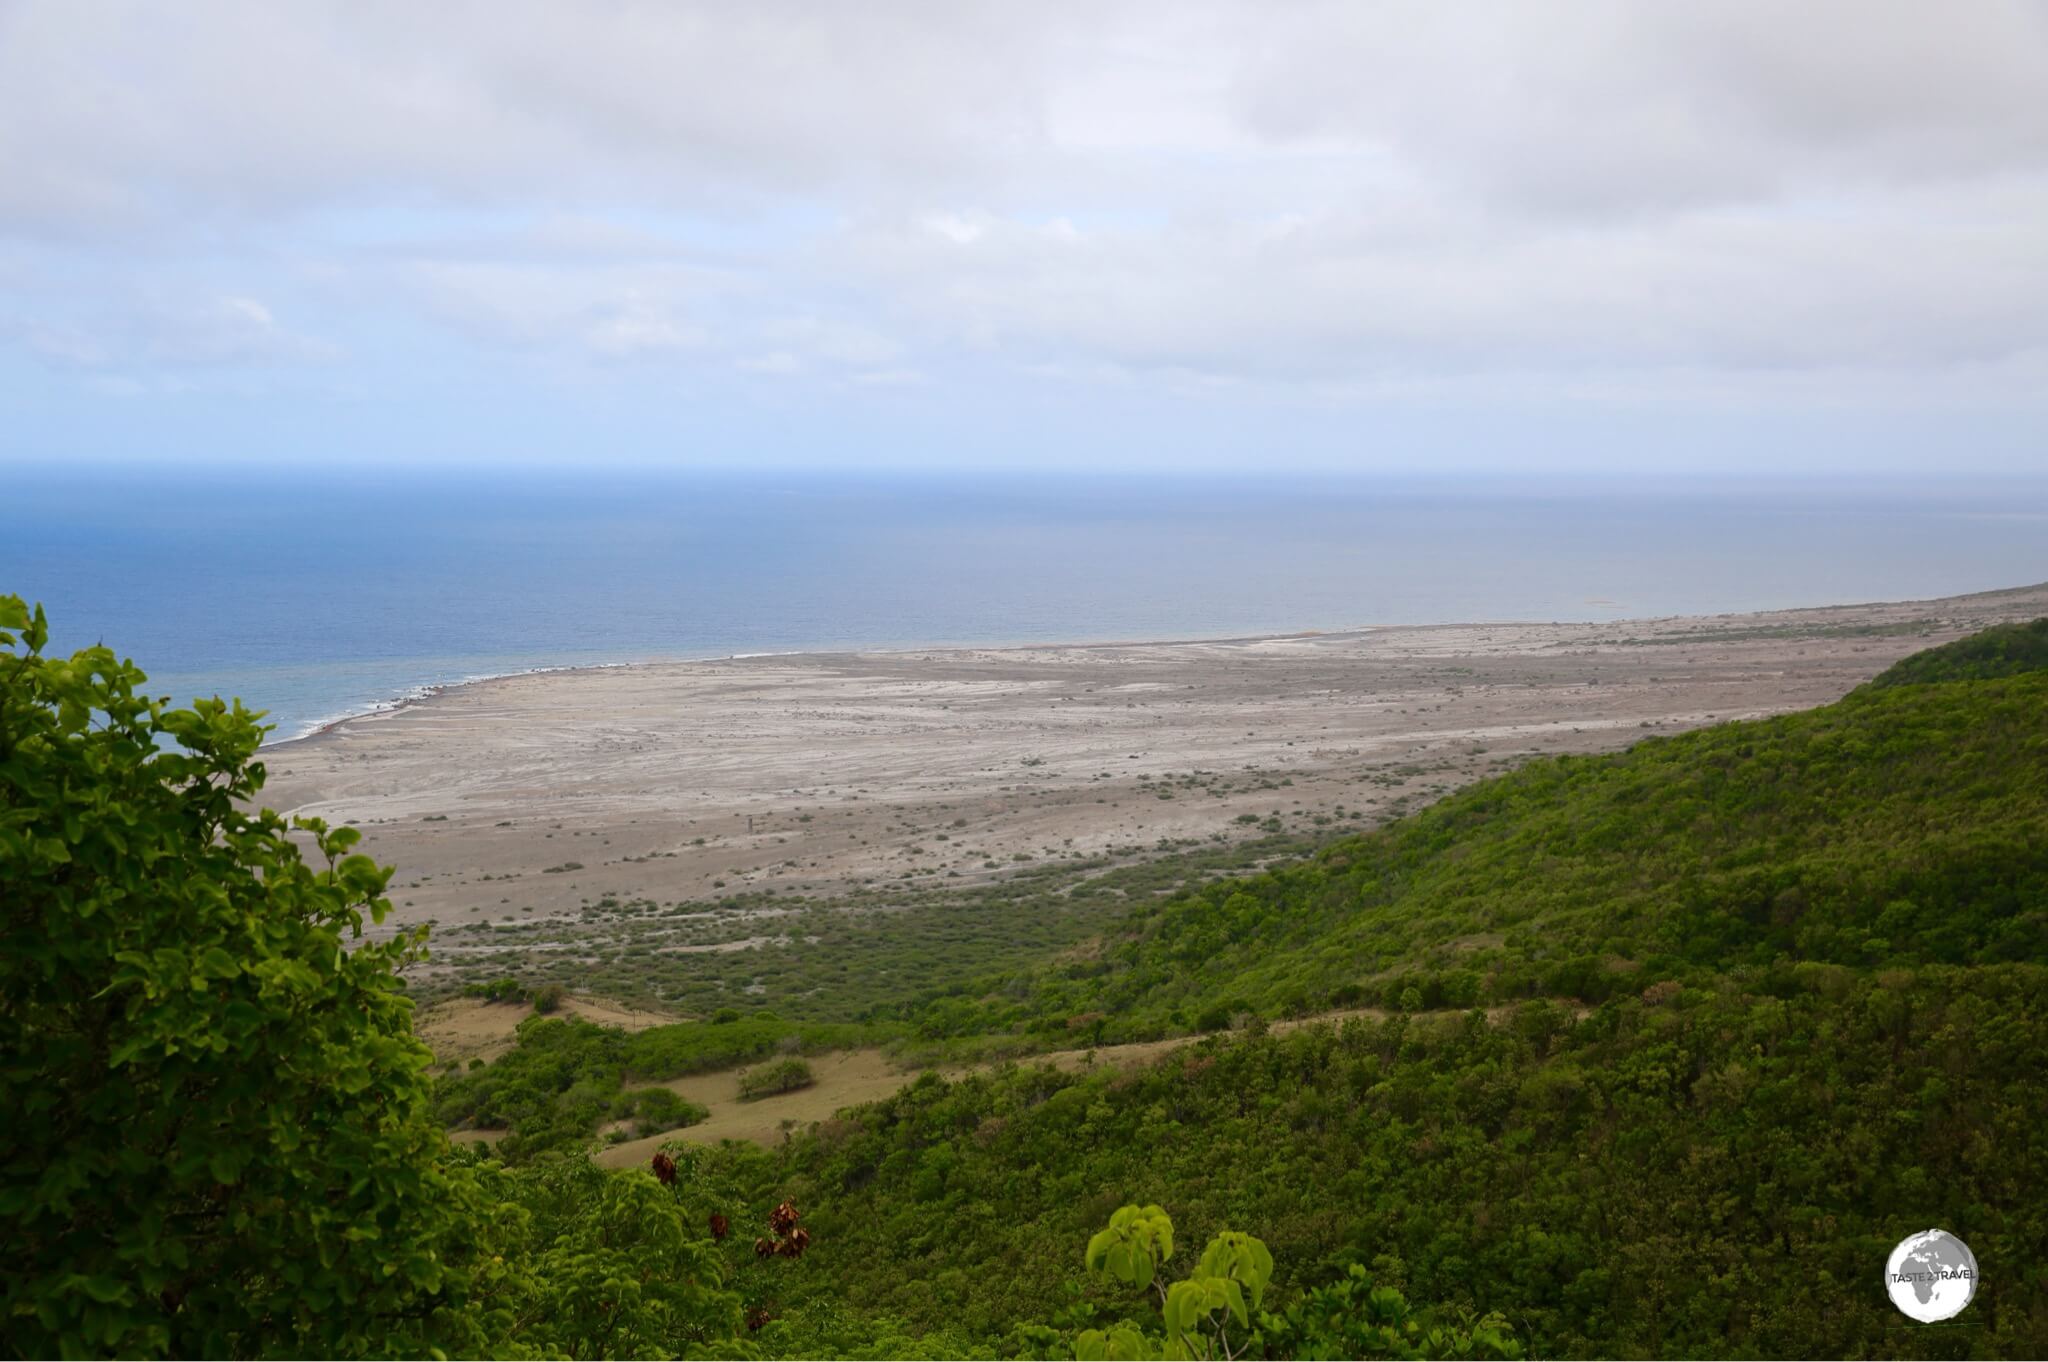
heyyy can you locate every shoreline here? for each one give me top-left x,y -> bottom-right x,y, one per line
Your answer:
268,630 -> 1382,750
253,578 -> 2048,961
262,577 -> 2048,753
281,660 -> 644,746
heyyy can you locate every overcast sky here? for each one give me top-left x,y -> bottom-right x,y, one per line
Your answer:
3,0 -> 2045,475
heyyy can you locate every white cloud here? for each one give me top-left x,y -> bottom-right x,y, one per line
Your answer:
758,316 -> 901,368
584,293 -> 706,359
0,0 -> 2044,466
835,183 -> 2048,385
845,368 -> 928,389
0,1 -> 1059,233
13,290 -> 333,371
1232,1 -> 2048,216
402,261 -> 715,358
14,2 -> 2038,234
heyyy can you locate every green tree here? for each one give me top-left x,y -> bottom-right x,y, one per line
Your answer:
1255,1265 -> 1522,1361
1076,1204 -> 1270,1360
478,1154 -> 741,1357
0,596 -> 496,1356
1071,1206 -> 1518,1361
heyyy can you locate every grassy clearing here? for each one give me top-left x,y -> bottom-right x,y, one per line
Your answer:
590,1005 -> 1519,1164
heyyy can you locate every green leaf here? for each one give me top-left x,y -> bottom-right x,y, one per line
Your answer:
1218,1277 -> 1247,1328
1163,1280 -> 1207,1339
68,1274 -> 132,1306
198,947 -> 242,979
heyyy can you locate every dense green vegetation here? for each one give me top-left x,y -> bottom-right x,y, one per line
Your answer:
0,599 -> 488,1355
1056,1203 -> 1518,1360
10,594 -> 2048,1358
1857,616 -> 2048,690
698,967 -> 2046,1357
0,597 -> 767,1356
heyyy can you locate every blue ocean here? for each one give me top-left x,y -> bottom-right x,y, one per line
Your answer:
6,469 -> 2045,743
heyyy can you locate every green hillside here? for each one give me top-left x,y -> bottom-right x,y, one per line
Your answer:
899,666 -> 2048,1045
1857,616 -> 2048,691
669,633 -> 2048,1357
716,965 -> 2048,1358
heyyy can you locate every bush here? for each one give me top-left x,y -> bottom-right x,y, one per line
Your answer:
464,976 -> 526,1004
737,1057 -> 816,1101
0,596 -> 498,1357
532,982 -> 569,1014
621,1086 -> 710,1137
